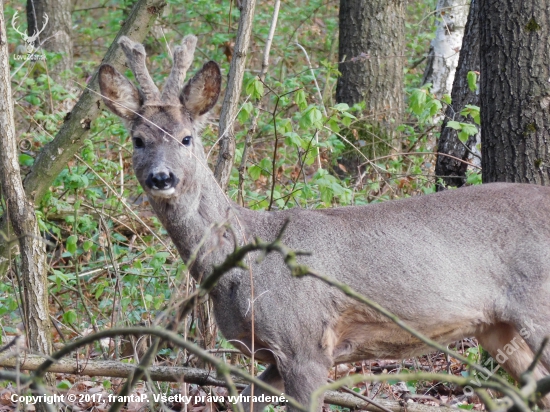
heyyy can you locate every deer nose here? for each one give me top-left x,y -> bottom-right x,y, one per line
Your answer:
148,172 -> 173,190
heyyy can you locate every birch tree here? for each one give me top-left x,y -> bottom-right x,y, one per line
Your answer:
423,0 -> 470,99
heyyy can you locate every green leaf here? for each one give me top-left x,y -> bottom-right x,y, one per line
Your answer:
57,380 -> 72,390
82,240 -> 93,252
466,170 -> 482,185
259,157 -> 272,172
66,235 -> 78,254
245,77 -> 263,100
410,88 -> 427,115
320,186 -> 333,205
460,123 -> 478,136
284,132 -> 303,147
63,310 -> 77,325
441,94 -> 452,105
237,101 -> 253,124
278,118 -> 292,134
95,284 -> 105,300
446,121 -> 462,130
467,71 -> 478,92
332,103 -> 350,112
294,89 -> 307,111
461,104 -> 481,125
248,165 -> 262,180
327,117 -> 340,133
300,106 -> 323,130
427,99 -> 442,117
19,153 -> 34,166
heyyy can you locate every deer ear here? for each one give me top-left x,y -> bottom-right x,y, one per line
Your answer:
98,64 -> 142,120
181,61 -> 221,118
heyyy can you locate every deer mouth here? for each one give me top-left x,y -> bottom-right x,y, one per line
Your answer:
150,187 -> 176,198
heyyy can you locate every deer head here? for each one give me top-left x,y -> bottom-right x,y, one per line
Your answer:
98,35 -> 222,203
12,11 -> 49,54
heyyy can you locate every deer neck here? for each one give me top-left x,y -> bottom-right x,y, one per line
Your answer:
147,169 -> 241,281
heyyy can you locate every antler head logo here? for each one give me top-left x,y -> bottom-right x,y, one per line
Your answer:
12,11 -> 49,54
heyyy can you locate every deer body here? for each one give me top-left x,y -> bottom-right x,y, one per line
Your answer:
99,35 -> 550,410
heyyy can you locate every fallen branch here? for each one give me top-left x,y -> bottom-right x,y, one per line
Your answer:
0,354 -> 458,412
324,390 -> 457,412
0,354 -> 244,388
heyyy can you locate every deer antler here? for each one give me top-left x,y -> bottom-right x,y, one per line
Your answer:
27,13 -> 49,44
161,35 -> 198,105
11,12 -> 28,40
118,36 -> 161,104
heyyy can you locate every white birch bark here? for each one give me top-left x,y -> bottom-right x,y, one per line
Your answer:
423,0 -> 470,99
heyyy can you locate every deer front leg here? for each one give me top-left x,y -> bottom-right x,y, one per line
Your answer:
278,355 -> 332,412
241,364 -> 284,412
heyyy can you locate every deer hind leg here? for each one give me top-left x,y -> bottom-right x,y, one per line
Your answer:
241,364 -> 284,412
477,322 -> 550,408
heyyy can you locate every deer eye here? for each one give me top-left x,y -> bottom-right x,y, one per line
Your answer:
182,136 -> 192,146
133,137 -> 144,148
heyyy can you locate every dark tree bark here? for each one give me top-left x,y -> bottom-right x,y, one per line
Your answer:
480,0 -> 550,184
336,0 -> 404,134
435,0 -> 480,191
0,2 -> 53,400
27,0 -> 73,84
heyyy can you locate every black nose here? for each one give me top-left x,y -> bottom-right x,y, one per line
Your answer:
148,172 -> 173,189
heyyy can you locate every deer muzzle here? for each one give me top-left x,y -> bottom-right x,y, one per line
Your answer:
146,171 -> 180,198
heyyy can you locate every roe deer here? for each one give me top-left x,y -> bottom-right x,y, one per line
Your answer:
98,34 -> 550,411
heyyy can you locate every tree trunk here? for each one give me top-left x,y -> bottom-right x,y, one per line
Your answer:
0,0 -> 167,275
27,0 -> 73,84
0,1 -> 53,398
423,0 -> 470,99
336,0 -> 404,135
480,0 -> 550,184
435,0 -> 480,190
214,0 -> 257,191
